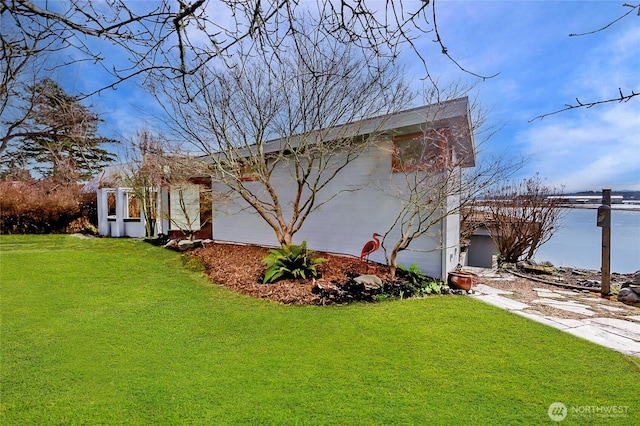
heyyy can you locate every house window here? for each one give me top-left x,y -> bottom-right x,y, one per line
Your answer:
239,161 -> 260,182
107,191 -> 116,219
125,192 -> 141,220
392,130 -> 452,172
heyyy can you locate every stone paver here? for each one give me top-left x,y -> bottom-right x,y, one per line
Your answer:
553,290 -> 581,296
597,305 -> 626,312
472,294 -> 530,311
471,282 -> 640,357
535,291 -> 565,299
531,298 -> 595,316
514,311 -> 583,330
586,318 -> 640,341
564,325 -> 640,356
474,283 -> 513,295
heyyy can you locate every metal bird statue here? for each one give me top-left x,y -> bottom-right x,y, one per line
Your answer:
360,233 -> 382,263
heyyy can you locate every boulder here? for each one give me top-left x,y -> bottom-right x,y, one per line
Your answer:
520,263 -> 554,275
163,239 -> 179,250
178,240 -> 195,251
617,288 -> 640,306
177,239 -> 204,251
634,271 -> 640,285
354,274 -> 383,290
620,283 -> 640,294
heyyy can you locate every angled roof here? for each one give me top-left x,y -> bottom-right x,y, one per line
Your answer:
254,97 -> 476,167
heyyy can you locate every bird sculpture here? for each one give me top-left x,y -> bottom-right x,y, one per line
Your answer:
360,233 -> 382,263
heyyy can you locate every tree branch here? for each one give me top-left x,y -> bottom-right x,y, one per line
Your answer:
529,89 -> 639,121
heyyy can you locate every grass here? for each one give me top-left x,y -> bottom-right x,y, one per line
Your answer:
1,235 -> 638,425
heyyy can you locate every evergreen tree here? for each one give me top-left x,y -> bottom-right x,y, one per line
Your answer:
3,78 -> 116,182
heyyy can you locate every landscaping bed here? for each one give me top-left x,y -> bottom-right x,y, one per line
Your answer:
192,242 -> 439,305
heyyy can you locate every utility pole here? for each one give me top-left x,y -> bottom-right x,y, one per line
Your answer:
597,189 -> 611,297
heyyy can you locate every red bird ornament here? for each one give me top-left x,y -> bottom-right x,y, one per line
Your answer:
360,233 -> 382,262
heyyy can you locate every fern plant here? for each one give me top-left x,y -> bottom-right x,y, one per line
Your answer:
262,240 -> 326,284
397,263 -> 446,296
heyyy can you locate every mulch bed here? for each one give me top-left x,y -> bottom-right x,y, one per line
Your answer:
191,241 -> 638,306
192,242 -> 395,305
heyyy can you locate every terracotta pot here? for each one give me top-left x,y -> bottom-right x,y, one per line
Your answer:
447,271 -> 479,291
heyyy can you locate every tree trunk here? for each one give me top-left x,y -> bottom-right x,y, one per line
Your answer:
389,251 -> 398,279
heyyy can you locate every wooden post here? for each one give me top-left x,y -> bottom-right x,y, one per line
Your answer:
600,189 -> 611,297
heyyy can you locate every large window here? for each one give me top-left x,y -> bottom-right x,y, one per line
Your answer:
392,130 -> 452,172
107,191 -> 116,219
125,192 -> 141,220
169,185 -> 201,231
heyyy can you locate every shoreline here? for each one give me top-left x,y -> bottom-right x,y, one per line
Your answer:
559,204 -> 640,212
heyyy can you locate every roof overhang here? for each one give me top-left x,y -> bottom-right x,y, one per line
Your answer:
240,97 -> 476,167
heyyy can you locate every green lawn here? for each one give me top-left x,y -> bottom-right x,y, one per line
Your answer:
1,235 -> 638,425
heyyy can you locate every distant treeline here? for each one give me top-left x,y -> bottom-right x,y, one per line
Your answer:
562,190 -> 640,200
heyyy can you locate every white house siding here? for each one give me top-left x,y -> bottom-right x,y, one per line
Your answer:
211,139 -> 458,280
442,172 -> 462,274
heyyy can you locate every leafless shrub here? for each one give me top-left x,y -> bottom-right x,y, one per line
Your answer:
0,178 -> 93,233
481,175 -> 566,263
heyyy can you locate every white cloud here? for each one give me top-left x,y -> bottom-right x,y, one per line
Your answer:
519,102 -> 640,191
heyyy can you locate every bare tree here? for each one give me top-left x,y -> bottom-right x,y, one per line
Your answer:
531,3 -> 639,121
480,175 -> 566,263
377,87 -> 523,277
121,130 -> 167,238
122,129 -> 212,239
1,1 -> 54,156
159,22 -> 414,246
2,0 -> 494,99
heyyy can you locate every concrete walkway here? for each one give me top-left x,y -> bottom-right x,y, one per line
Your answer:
466,271 -> 640,358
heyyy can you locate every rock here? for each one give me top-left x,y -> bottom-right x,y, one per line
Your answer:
354,274 -> 383,289
521,263 -> 554,275
164,239 -> 179,250
617,288 -> 640,305
178,240 -> 194,250
634,271 -> 640,285
71,233 -> 94,239
629,285 -> 640,295
578,279 -> 600,288
315,282 -> 340,292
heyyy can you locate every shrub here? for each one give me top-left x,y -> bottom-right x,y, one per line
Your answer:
397,263 -> 446,296
262,240 -> 326,284
67,217 -> 99,235
0,179 -> 93,234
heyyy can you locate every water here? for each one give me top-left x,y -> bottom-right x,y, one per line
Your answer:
534,208 -> 640,274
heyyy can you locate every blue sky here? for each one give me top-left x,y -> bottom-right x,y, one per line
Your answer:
53,1 -> 639,192
421,1 -> 640,191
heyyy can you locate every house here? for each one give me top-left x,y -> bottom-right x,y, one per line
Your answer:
93,97 -> 476,280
